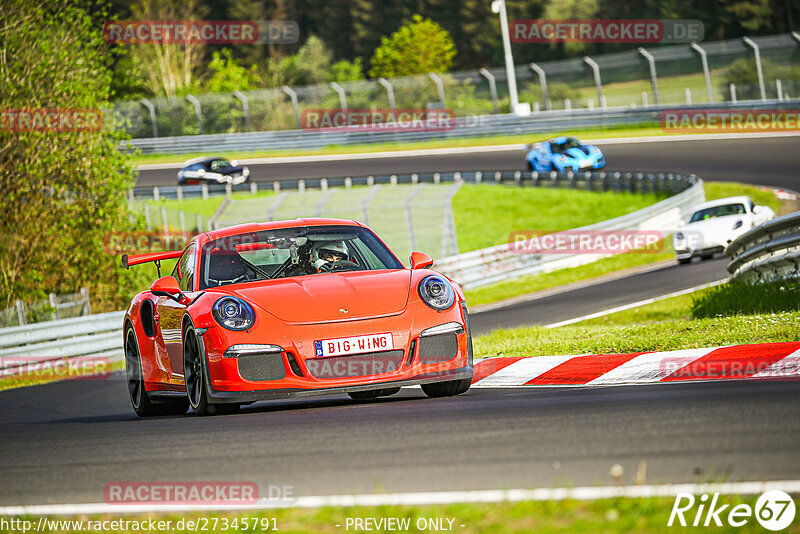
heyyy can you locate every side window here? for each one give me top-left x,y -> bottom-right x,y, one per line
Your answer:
171,244 -> 197,291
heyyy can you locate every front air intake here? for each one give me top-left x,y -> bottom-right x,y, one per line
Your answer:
418,333 -> 458,364
238,352 -> 286,381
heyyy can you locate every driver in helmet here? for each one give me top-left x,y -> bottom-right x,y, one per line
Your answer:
310,240 -> 349,272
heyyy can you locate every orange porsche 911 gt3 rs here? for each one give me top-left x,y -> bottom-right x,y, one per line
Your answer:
122,218 -> 473,416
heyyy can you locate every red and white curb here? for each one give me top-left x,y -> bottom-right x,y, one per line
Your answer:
471,342 -> 800,387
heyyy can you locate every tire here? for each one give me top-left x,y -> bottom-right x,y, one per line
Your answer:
677,257 -> 692,265
125,327 -> 188,417
348,387 -> 401,400
699,253 -> 715,261
526,161 -> 533,171
183,322 -> 241,416
421,378 -> 471,398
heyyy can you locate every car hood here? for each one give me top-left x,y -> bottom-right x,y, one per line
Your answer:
564,147 -> 592,160
229,269 -> 412,323
682,215 -> 744,235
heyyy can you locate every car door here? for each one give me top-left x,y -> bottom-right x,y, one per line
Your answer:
155,243 -> 197,379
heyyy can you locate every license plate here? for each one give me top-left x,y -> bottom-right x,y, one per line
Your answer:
315,333 -> 393,358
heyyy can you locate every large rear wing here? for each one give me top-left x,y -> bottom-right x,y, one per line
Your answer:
121,250 -> 183,270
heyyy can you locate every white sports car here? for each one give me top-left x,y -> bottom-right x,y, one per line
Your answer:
673,196 -> 775,264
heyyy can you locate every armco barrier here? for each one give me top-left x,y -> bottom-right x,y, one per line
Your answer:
435,175 -> 704,289
0,311 -> 125,376
726,211 -> 800,282
123,99 -> 800,155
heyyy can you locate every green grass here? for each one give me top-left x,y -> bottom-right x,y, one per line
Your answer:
131,125 -> 684,166
474,311 -> 800,359
4,495 -> 787,533
582,291 -> 699,327
693,279 -> 800,318
453,186 -> 664,252
704,181 -> 782,213
463,181 -> 786,307
466,249 -> 674,307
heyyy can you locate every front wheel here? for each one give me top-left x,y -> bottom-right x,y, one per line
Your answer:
421,378 -> 471,398
677,257 -> 692,265
183,323 -> 239,416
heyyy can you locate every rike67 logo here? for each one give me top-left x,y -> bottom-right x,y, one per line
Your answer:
669,491 -> 796,530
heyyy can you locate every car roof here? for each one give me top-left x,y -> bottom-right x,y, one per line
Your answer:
692,196 -> 752,211
203,218 -> 363,241
182,156 -> 225,166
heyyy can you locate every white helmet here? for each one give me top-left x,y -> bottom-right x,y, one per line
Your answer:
311,240 -> 348,270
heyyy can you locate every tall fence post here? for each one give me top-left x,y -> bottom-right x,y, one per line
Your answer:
185,94 -> 204,135
329,82 -> 347,111
583,57 -> 603,109
529,63 -> 550,110
140,98 -> 158,138
479,68 -> 499,114
776,80 -> 783,102
15,300 -> 26,326
638,48 -> 659,106
427,73 -> 446,107
233,90 -> 252,132
742,37 -> 766,102
377,77 -> 396,113
143,203 -> 151,229
690,42 -> 713,103
80,287 -> 91,316
730,83 -> 737,103
281,86 -> 302,129
405,185 -> 424,252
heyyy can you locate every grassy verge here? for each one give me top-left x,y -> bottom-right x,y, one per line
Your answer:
464,181 -> 785,307
693,279 -> 800,318
131,125 -> 677,166
474,310 -> 800,359
453,187 -> 664,252
3,495 -> 780,533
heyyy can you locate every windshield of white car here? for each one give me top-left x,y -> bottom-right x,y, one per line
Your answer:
689,203 -> 746,222
198,225 -> 404,289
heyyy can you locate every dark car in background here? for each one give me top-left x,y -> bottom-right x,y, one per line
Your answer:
177,157 -> 251,185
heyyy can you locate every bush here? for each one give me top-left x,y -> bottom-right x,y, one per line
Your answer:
692,279 -> 800,318
719,58 -> 800,100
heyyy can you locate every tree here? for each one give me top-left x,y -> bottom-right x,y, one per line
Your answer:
329,58 -> 364,82
204,49 -> 260,93
0,0 -> 141,312
125,0 -> 207,97
369,15 -> 456,78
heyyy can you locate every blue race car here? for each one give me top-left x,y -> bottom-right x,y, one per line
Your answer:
525,136 -> 605,172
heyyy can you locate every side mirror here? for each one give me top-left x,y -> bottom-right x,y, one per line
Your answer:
409,251 -> 434,270
151,276 -> 184,302
752,205 -> 762,214
230,160 -> 238,166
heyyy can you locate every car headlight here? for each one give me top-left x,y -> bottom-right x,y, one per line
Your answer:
733,220 -> 743,230
418,275 -> 455,311
243,167 -> 250,176
675,232 -> 684,241
212,296 -> 255,331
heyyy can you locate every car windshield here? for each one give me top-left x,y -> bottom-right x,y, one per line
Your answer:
209,159 -> 232,171
550,138 -> 582,154
198,225 -> 404,289
690,203 -> 746,222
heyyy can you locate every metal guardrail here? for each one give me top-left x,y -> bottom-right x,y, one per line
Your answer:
0,311 -> 125,375
133,168 -> 697,202
726,211 -> 800,281
435,174 -> 704,289
123,99 -> 800,155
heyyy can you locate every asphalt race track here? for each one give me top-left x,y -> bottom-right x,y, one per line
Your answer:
2,136 -> 799,508
1,378 -> 799,506
135,136 -> 800,190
